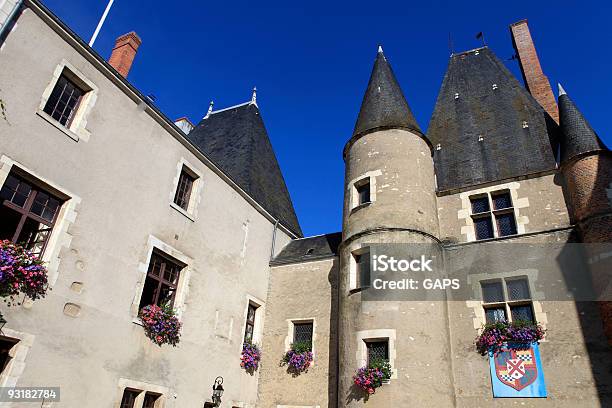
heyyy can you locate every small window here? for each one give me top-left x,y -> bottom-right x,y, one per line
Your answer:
43,74 -> 85,127
365,340 -> 389,365
244,303 -> 259,342
173,168 -> 196,211
470,191 -> 517,240
354,249 -> 371,288
120,389 -> 140,408
473,216 -> 494,240
293,322 -> 313,346
0,172 -> 64,256
143,392 -> 161,408
139,251 -> 184,310
481,277 -> 534,324
0,337 -> 18,376
356,180 -> 370,205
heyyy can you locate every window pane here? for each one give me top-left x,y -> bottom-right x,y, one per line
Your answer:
507,278 -> 530,300
30,192 -> 61,222
356,182 -> 370,205
173,170 -> 195,210
43,75 -> 84,127
485,307 -> 507,324
492,192 -> 512,210
139,278 -> 159,309
120,389 -> 140,408
510,305 -> 534,323
157,283 -> 176,306
366,341 -> 388,364
244,323 -> 253,342
470,196 -> 490,213
0,206 -> 21,242
143,392 -> 160,408
294,322 -> 313,344
16,218 -> 52,256
481,281 -> 504,303
355,251 -> 370,288
496,213 -> 517,236
474,216 -> 494,240
0,175 -> 32,207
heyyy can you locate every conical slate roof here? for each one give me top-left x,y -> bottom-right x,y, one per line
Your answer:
427,47 -> 557,192
352,47 -> 421,138
558,85 -> 607,164
188,101 -> 302,236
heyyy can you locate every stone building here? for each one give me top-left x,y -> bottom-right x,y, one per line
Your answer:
0,1 -> 611,407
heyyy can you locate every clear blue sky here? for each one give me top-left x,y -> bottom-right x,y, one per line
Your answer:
42,0 -> 612,237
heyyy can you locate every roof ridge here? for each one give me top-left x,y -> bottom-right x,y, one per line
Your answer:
208,100 -> 254,116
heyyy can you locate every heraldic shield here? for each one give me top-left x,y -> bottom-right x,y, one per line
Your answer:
489,343 -> 547,397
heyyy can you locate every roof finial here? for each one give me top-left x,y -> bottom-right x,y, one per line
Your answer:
378,45 -> 384,54
204,100 -> 214,118
558,83 -> 567,96
251,87 -> 257,105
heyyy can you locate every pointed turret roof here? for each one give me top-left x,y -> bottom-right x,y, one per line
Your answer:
557,84 -> 607,163
352,47 -> 421,138
188,100 -> 302,236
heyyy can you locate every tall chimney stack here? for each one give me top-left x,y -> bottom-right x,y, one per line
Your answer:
510,20 -> 558,123
108,31 -> 142,78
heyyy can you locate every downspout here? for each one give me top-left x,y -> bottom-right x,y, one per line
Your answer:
269,219 -> 279,261
0,0 -> 24,41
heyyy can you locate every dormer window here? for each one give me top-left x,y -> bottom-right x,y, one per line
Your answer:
43,74 -> 85,127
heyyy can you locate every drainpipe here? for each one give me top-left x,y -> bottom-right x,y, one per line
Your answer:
0,0 -> 24,40
269,219 -> 279,261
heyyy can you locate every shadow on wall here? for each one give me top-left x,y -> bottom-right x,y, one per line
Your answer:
328,256 -> 339,408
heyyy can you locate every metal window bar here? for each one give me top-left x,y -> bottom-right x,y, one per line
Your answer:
366,341 -> 389,365
293,322 -> 313,344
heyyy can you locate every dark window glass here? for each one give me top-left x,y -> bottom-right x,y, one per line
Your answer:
507,279 -> 530,301
355,251 -> 370,288
496,213 -> 517,236
120,389 -> 140,408
43,75 -> 84,126
0,173 -> 63,256
143,392 -> 160,408
492,192 -> 513,210
510,305 -> 534,323
173,169 -> 196,210
474,216 -> 494,240
485,307 -> 507,324
138,252 -> 183,309
481,281 -> 504,303
470,196 -> 490,213
293,322 -> 313,344
244,303 -> 258,342
0,338 -> 18,375
366,340 -> 389,365
356,181 -> 370,205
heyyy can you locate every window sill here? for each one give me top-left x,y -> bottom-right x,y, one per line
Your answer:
169,202 -> 195,222
350,201 -> 372,215
36,110 -> 80,142
131,317 -> 144,327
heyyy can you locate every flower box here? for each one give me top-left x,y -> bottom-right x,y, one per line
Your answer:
138,304 -> 182,347
281,341 -> 313,375
353,358 -> 392,395
241,341 -> 261,373
0,240 -> 48,305
476,320 -> 545,355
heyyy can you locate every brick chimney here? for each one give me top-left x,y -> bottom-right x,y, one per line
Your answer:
510,20 -> 558,123
108,31 -> 142,78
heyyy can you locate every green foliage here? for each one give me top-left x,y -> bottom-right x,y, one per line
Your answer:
291,340 -> 312,353
368,358 -> 392,381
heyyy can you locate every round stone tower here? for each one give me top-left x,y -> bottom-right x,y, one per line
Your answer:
337,47 -> 454,406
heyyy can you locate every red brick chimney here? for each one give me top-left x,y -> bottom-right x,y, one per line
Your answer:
108,31 -> 142,78
510,20 -> 558,123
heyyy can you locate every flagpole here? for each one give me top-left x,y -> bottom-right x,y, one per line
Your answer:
89,0 -> 115,47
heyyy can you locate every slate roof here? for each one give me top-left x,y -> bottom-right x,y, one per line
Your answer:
270,232 -> 342,266
188,102 -> 302,236
558,86 -> 608,163
427,47 -> 558,193
352,48 -> 421,138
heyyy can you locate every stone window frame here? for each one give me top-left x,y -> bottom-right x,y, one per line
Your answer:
0,329 -> 35,389
0,155 -> 80,288
349,245 -> 370,291
458,182 -> 529,242
355,329 -> 397,380
37,59 -> 98,142
131,236 -> 192,321
285,318 -> 317,364
465,269 -> 548,335
242,294 -> 265,345
168,158 -> 203,222
348,170 -> 381,212
480,276 -> 536,324
114,378 -> 169,408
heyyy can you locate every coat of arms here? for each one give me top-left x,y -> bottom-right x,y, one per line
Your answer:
494,347 -> 538,391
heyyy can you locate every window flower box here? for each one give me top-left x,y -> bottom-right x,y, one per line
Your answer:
240,340 -> 261,373
353,358 -> 392,395
138,304 -> 182,347
476,320 -> 545,355
281,341 -> 313,375
0,240 -> 49,305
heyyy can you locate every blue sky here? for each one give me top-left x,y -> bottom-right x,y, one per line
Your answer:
42,0 -> 612,237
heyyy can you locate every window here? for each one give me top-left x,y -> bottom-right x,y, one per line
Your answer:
42,74 -> 85,127
143,392 -> 161,408
365,340 -> 389,365
244,303 -> 259,342
0,172 -> 63,256
481,277 -> 534,324
356,179 -> 370,205
354,249 -> 371,288
470,191 -> 517,240
293,322 -> 313,346
138,251 -> 184,310
173,168 -> 196,211
120,389 -> 140,408
0,337 -> 18,376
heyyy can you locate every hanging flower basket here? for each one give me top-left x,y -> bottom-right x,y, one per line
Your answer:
138,304 -> 182,347
281,341 -> 313,375
476,320 -> 545,355
240,341 -> 261,373
353,358 -> 392,395
0,240 -> 48,305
